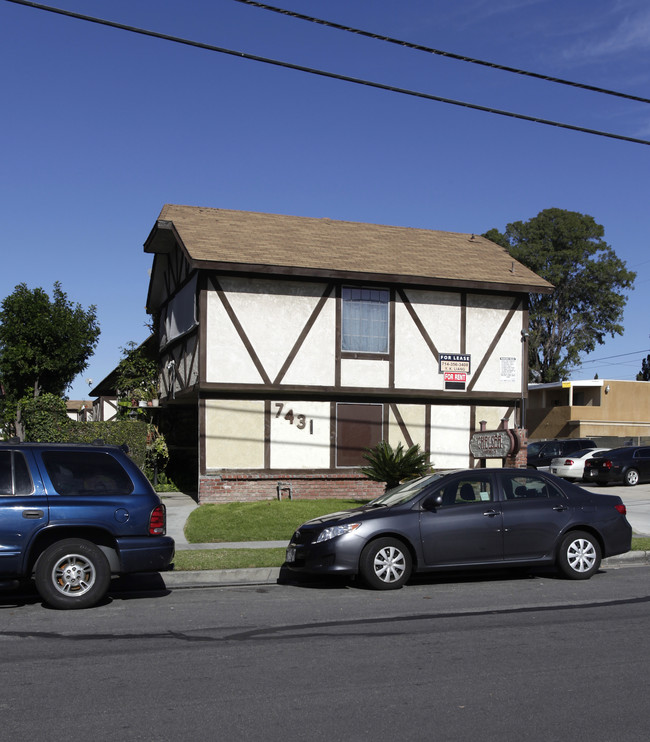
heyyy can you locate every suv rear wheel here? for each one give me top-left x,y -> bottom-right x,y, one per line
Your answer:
35,539 -> 111,610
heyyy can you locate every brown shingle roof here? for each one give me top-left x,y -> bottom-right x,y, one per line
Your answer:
145,204 -> 552,293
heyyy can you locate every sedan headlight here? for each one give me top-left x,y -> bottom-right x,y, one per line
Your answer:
314,523 -> 361,543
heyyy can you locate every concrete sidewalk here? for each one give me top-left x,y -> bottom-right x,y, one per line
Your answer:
159,491 -> 650,589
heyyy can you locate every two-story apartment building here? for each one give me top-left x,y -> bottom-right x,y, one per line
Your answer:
143,205 -> 552,502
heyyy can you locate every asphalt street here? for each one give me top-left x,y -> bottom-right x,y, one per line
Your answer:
2,566 -> 649,741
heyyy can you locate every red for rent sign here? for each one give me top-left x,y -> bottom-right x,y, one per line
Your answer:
444,372 -> 466,382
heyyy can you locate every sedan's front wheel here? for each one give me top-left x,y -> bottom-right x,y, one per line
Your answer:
359,537 -> 412,590
557,531 -> 601,580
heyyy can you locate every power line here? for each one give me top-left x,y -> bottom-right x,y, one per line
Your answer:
577,348 -> 650,364
233,0 -> 650,105
5,0 -> 650,146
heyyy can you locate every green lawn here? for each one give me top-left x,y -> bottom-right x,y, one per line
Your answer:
184,499 -> 364,543
176,499 -> 650,571
174,548 -> 286,571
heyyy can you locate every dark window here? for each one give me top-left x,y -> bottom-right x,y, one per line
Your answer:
336,403 -> 383,467
341,287 -> 389,353
501,473 -> 563,500
0,451 -> 34,496
0,452 -> 11,495
14,452 -> 33,494
428,477 -> 493,507
42,451 -> 134,496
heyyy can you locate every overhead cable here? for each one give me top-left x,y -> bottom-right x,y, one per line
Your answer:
232,0 -> 650,105
4,0 -> 650,146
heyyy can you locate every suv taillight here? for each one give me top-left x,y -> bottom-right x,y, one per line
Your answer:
615,504 -> 627,515
149,505 -> 166,535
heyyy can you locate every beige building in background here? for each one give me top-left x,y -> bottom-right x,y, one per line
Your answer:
527,379 -> 650,444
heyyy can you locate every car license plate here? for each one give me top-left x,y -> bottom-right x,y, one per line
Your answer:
551,467 -> 557,474
286,547 -> 296,563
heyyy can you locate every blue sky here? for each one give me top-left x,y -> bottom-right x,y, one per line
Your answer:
2,0 -> 649,398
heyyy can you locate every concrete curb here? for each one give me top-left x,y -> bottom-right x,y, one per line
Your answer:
162,551 -> 650,589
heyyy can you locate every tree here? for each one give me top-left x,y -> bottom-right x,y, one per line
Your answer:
637,355 -> 650,381
361,441 -> 431,490
484,209 -> 635,382
114,339 -> 159,415
0,282 -> 100,434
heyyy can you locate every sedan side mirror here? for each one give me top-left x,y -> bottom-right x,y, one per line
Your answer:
422,495 -> 443,511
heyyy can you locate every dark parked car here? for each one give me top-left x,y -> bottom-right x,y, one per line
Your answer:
0,442 -> 175,609
285,468 -> 631,589
583,446 -> 650,486
527,438 -> 597,470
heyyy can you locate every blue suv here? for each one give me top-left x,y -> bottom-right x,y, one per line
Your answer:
0,442 -> 175,609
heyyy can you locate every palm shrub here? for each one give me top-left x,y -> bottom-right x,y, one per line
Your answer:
361,441 -> 432,490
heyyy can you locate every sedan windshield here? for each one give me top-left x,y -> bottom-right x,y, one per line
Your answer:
367,472 -> 446,507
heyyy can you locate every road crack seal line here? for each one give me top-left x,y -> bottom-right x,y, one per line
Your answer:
2,595 -> 648,643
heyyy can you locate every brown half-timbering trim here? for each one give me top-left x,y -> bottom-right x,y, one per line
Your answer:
460,292 -> 467,354
341,352 -> 389,361
273,283 -> 335,384
425,405 -> 431,457
521,299 -> 530,400
335,287 -> 342,387
200,275 -> 208,386
210,276 -> 272,385
467,298 -> 521,392
189,333 -> 199,389
198,381 -> 521,403
389,403 -> 414,448
397,288 -> 440,363
264,400 -> 271,469
469,405 -> 476,468
190,259 -> 553,295
329,401 -> 336,469
389,289 -> 396,389
199,396 -> 206,476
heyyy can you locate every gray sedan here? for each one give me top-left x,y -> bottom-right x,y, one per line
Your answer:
285,468 -> 631,589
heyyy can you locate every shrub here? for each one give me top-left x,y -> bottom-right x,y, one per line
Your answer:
361,441 -> 432,490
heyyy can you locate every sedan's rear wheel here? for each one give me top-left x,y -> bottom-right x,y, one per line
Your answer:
557,531 -> 601,580
624,468 -> 639,486
359,538 -> 412,590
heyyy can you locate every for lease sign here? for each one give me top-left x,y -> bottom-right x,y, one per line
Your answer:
439,353 -> 471,374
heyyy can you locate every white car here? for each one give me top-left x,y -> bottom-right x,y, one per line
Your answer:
550,448 -> 610,481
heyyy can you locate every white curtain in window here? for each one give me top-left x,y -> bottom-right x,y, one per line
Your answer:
341,287 -> 389,352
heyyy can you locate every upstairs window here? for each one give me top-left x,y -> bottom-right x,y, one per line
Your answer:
341,287 -> 389,353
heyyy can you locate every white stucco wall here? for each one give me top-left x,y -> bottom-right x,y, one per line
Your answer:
340,358 -> 390,388
429,405 -> 472,468
465,295 -> 522,393
204,399 -> 265,469
206,277 -> 335,385
394,290 -> 460,390
270,400 -> 331,469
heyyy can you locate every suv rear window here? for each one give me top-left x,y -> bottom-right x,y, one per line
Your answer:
0,451 -> 34,496
42,451 -> 134,496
